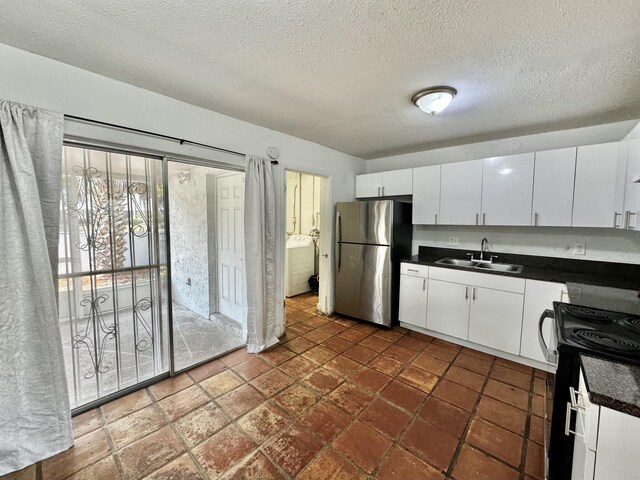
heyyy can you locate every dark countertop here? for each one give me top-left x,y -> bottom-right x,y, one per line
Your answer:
580,354 -> 640,418
403,246 -> 640,315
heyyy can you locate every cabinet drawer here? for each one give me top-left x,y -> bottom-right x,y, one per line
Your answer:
401,263 -> 429,277
429,266 -> 525,294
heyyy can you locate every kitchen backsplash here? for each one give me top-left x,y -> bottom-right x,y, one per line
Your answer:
412,225 -> 640,264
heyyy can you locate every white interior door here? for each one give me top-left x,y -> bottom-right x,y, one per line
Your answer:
216,173 -> 245,323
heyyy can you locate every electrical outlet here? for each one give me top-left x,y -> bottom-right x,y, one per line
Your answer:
573,242 -> 586,255
449,236 -> 459,247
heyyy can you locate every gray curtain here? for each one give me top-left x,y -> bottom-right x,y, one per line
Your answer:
244,155 -> 279,353
0,100 -> 73,475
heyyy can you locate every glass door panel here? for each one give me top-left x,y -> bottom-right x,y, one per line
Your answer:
58,145 -> 168,409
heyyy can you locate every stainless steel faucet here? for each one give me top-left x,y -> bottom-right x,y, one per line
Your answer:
480,237 -> 489,261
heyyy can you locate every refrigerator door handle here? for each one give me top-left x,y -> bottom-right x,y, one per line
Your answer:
337,211 -> 342,243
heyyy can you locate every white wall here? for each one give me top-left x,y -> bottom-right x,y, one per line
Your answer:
0,43 -> 365,327
168,166 -> 210,318
369,122 -> 640,264
412,225 -> 640,263
286,171 -> 322,236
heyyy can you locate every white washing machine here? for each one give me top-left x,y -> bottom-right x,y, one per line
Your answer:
285,234 -> 315,297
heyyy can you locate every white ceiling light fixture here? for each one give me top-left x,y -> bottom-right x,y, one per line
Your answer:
412,86 -> 457,115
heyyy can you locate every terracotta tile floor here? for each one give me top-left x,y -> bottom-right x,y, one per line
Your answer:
6,292 -> 548,479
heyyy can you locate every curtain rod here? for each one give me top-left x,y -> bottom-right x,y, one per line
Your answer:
64,114 -> 279,164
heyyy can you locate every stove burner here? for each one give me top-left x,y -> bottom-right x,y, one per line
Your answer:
564,305 -> 612,324
621,317 -> 640,335
568,328 -> 640,353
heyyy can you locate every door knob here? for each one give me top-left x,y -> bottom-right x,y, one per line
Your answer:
322,254 -> 328,258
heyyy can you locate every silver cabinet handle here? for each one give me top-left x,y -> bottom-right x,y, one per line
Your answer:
465,286 -> 469,300
625,211 -> 637,230
422,279 -> 426,290
472,287 -> 477,301
482,213 -> 486,225
377,187 -> 381,196
534,212 -> 538,226
614,211 -> 622,228
434,213 -> 438,225
382,186 -> 385,196
475,213 -> 479,225
407,268 -> 419,272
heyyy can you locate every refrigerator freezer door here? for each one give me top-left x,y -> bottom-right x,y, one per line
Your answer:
336,201 -> 393,245
335,242 -> 391,325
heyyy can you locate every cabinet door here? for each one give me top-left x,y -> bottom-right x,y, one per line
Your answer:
399,274 -> 428,328
440,159 -> 483,225
572,371 -> 598,480
355,173 -> 383,198
521,280 -> 565,364
412,165 -> 441,224
468,287 -> 524,355
532,148 -> 576,226
572,143 -> 620,227
624,136 -> 640,230
482,153 -> 534,226
382,169 -> 413,196
594,407 -> 640,480
426,279 -> 470,339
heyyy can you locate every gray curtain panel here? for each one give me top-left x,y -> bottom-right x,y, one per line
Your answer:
244,155 -> 279,353
0,100 -> 73,475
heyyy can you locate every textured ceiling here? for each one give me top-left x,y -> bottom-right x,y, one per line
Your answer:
1,1 -> 639,159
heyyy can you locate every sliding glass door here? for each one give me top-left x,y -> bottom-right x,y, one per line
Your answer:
57,145 -> 247,410
58,145 -> 169,409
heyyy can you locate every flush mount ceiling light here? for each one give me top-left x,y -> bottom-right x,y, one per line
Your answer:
411,86 -> 457,115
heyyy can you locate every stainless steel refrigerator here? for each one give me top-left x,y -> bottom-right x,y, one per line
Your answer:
335,200 -> 412,326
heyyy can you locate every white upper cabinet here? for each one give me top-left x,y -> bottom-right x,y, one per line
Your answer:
439,159 -> 483,225
532,148 -> 577,227
482,153 -> 535,226
412,165 -> 441,225
572,142 -> 621,228
623,135 -> 640,230
355,172 -> 382,198
355,169 -> 412,198
382,169 -> 413,196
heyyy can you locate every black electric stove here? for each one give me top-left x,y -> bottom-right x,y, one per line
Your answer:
541,302 -> 640,480
556,303 -> 640,364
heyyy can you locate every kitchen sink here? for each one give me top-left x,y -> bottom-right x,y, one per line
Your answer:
434,257 -> 523,274
473,263 -> 523,273
435,258 -> 479,267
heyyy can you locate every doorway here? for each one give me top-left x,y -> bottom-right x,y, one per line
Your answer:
284,170 -> 329,316
166,161 -> 246,372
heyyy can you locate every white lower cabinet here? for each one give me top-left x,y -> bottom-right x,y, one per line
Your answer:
398,274 -> 428,328
592,405 -> 640,479
570,368 -> 640,480
520,279 -> 565,364
426,279 -> 471,340
402,265 -> 565,364
468,287 -> 524,355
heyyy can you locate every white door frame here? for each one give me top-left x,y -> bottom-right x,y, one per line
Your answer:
280,167 -> 334,315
